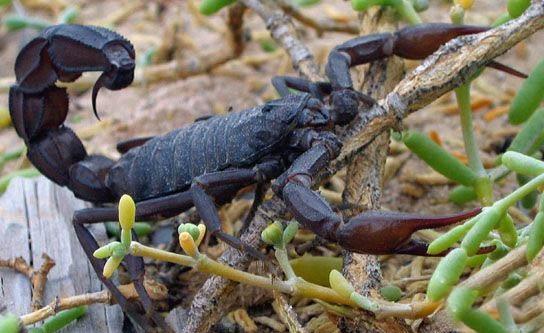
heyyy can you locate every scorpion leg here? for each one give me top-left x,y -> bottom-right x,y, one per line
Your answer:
72,193 -> 198,332
273,130 -> 344,242
190,160 -> 283,259
271,76 -> 332,99
487,60 -> 528,79
124,252 -> 172,332
325,32 -> 394,90
72,213 -> 161,332
240,182 -> 270,234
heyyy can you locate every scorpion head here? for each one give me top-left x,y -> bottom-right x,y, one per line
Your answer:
281,89 -> 372,131
92,43 -> 135,119
329,89 -> 373,126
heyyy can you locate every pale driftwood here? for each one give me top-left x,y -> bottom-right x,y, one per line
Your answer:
0,178 -> 32,316
0,177 -> 123,332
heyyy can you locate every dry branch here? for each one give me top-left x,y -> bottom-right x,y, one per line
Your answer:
241,0 -> 323,81
0,254 -> 55,311
479,246 -> 544,315
0,5 -> 246,93
178,2 -> 544,332
277,0 -> 359,36
272,291 -> 307,332
228,3 -> 247,58
20,279 -> 167,325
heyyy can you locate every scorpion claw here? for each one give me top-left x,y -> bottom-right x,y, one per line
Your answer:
336,208 -> 482,255
487,60 -> 528,79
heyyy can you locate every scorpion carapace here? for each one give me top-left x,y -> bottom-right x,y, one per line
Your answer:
10,23 -> 519,331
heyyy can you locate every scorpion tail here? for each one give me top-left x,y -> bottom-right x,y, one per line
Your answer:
11,86 -> 115,203
8,24 -> 168,332
9,24 -> 135,203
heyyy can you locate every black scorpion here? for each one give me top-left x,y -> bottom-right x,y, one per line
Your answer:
9,23 -> 524,331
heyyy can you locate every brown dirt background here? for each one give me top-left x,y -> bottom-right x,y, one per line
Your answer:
0,0 -> 543,331
0,0 -> 541,216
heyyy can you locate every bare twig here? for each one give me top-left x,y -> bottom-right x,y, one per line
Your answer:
325,2 -> 544,178
462,245 -> 530,291
272,291 -> 307,333
516,297 -> 544,323
0,3 -> 246,93
0,254 -> 55,311
187,0 -> 224,32
89,0 -> 145,27
180,199 -> 287,333
240,0 -> 322,81
277,0 -> 358,36
479,250 -> 544,318
137,50 -> 235,84
20,279 -> 167,325
228,3 -> 247,58
423,244 -> 539,330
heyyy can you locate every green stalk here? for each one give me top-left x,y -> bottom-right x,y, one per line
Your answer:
395,0 -> 422,24
41,306 -> 86,333
290,255 -> 343,287
0,314 -> 19,333
199,0 -> 237,15
451,8 -> 492,206
403,131 -> 478,186
454,81 -> 491,204
3,14 -> 51,31
497,298 -> 518,332
495,173 -> 544,212
275,247 -> 297,280
351,0 -> 422,24
456,84 -> 485,176
427,216 -> 479,255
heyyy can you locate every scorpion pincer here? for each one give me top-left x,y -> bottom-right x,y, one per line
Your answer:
9,23 -> 524,331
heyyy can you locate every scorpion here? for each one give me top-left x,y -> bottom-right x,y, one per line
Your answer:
9,23 -> 525,331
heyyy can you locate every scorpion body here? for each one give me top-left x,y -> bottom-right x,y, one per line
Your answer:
9,23 -> 524,331
108,94 -> 309,202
